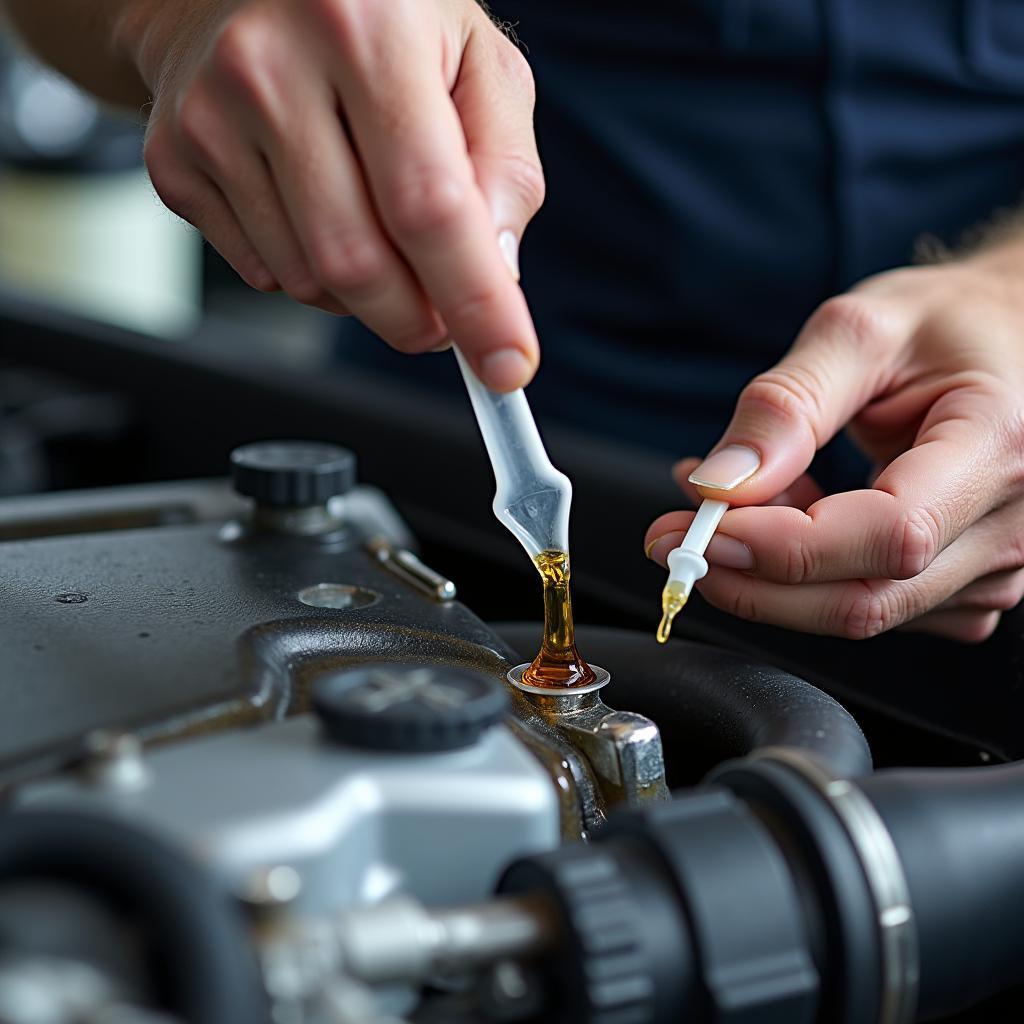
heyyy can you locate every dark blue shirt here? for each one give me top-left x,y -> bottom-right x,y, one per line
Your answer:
336,0 -> 1024,490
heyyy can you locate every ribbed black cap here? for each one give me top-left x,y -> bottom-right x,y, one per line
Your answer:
499,843 -> 661,1024
230,441 -> 356,508
312,664 -> 508,753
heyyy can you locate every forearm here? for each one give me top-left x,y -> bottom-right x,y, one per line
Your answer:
3,0 -> 165,108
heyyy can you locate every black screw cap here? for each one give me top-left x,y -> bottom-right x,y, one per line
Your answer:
312,663 -> 508,753
230,440 -> 356,508
499,842 -> 667,1024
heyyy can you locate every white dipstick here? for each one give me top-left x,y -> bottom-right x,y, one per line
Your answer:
656,498 -> 729,643
454,347 -> 570,561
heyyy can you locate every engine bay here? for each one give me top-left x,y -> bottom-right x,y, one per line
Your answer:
0,302 -> 1022,1024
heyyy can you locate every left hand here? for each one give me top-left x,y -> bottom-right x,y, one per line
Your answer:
644,249 -> 1024,642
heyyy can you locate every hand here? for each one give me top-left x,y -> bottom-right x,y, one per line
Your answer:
125,0 -> 543,390
645,252 -> 1024,641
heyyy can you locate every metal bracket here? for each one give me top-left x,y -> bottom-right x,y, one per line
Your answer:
507,666 -> 669,816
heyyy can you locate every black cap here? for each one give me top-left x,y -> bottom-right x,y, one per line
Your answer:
499,842 -> 665,1024
230,441 -> 356,508
312,664 -> 508,753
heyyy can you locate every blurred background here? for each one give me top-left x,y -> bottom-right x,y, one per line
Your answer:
0,27 -> 349,493
0,28 -> 349,351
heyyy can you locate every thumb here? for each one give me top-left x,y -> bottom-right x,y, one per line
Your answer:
452,25 -> 545,281
691,296 -> 901,505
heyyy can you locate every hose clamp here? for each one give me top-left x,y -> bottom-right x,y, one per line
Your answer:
755,747 -> 919,1024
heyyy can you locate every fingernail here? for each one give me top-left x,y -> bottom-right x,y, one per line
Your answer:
646,532 -> 684,565
688,444 -> 761,490
431,339 -> 453,353
498,229 -> 520,281
706,534 -> 755,571
479,348 -> 533,390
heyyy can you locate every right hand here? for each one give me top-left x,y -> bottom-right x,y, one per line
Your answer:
126,0 -> 544,390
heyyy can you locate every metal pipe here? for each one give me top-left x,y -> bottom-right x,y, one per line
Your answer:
335,894 -> 556,983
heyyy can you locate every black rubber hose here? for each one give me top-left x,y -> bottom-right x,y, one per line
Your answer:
495,624 -> 872,780
0,810 -> 268,1024
862,761 -> 1024,1021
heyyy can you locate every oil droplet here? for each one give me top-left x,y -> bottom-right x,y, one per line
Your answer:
656,582 -> 687,644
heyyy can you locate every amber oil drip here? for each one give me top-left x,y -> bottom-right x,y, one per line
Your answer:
656,580 -> 687,644
522,549 -> 597,688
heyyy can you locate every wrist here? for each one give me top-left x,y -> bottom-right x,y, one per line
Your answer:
109,0 -> 161,91
113,0 -> 220,97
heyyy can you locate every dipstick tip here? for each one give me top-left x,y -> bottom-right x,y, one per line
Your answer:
656,582 -> 688,644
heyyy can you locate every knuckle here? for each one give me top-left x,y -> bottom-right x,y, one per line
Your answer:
388,319 -> 448,354
236,258 -> 278,292
142,121 -> 174,173
246,272 -> 279,293
812,293 -> 895,353
213,15 -> 273,79
731,587 -> 764,624
739,367 -> 825,435
386,166 -> 469,238
313,239 -> 387,295
211,15 -> 283,116
839,584 -> 901,640
887,506 -> 942,579
502,153 -> 546,217
145,157 -> 195,222
176,93 -> 224,169
447,286 -> 499,326
285,277 -> 328,306
783,535 -> 817,586
315,0 -> 387,55
702,581 -> 763,624
732,588 -> 763,624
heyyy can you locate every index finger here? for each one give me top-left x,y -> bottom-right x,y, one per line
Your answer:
695,382 -> 1014,585
330,9 -> 539,390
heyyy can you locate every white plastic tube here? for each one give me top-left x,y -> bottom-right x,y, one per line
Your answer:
454,348 -> 571,560
657,497 -> 729,643
666,498 -> 729,597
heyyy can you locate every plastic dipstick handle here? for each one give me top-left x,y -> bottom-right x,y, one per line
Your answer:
454,348 -> 571,560
656,497 -> 730,643
666,498 -> 729,595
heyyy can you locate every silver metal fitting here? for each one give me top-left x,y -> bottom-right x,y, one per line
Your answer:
365,538 -> 457,602
756,747 -> 919,1024
506,666 -> 668,810
505,663 -> 610,697
259,895 -> 552,1024
334,894 -> 553,983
